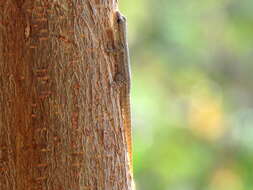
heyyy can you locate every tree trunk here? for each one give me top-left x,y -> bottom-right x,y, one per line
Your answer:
0,1 -> 132,190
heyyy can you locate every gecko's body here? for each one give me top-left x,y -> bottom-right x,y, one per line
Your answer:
115,11 -> 133,176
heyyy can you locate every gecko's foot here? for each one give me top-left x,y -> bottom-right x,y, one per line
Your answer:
113,73 -> 127,86
110,73 -> 126,91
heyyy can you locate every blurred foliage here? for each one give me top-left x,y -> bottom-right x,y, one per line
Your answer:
119,0 -> 253,189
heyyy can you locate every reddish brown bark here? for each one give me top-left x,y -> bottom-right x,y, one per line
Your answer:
0,1 -> 132,190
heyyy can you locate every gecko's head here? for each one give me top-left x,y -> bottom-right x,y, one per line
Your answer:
116,11 -> 126,24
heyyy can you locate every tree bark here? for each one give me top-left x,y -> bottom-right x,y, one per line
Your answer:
0,1 -> 132,190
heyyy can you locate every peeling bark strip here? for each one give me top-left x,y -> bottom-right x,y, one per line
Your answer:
0,1 -> 133,190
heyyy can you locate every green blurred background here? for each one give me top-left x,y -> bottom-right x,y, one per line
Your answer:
119,0 -> 253,190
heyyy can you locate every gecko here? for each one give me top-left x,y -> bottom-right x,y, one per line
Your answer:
114,11 -> 133,177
